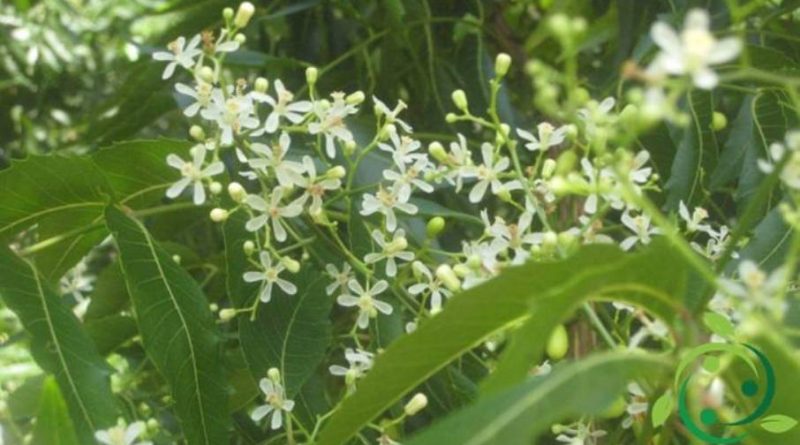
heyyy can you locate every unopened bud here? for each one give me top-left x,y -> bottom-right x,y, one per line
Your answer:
223,7 -> 234,21
542,231 -> 558,250
327,165 -> 346,179
243,240 -> 256,255
219,308 -> 237,322
404,393 -> 428,416
209,181 -> 223,194
146,418 -> 159,430
466,255 -> 481,269
189,125 -> 205,141
451,89 -> 468,111
453,264 -> 471,278
344,140 -> 357,155
495,53 -> 511,77
254,77 -> 269,93
228,182 -> 246,202
234,33 -> 246,44
712,111 -> 727,131
542,158 -> 557,179
426,217 -> 445,237
346,91 -> 365,105
306,67 -> 318,85
281,256 -> 300,273
267,367 -> 280,382
428,141 -> 447,162
234,2 -> 255,28
210,208 -> 229,222
172,254 -> 181,264
436,264 -> 461,291
198,66 -> 215,84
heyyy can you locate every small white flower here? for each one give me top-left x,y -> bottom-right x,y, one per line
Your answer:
201,88 -> 260,146
248,132 -> 305,187
759,133 -> 800,190
373,96 -> 412,132
152,35 -> 202,79
60,260 -> 94,301
620,211 -> 661,250
252,79 -> 313,134
516,122 -> 568,152
251,378 -> 295,430
175,81 -> 213,117
360,184 -> 418,232
383,156 -> 433,199
243,251 -> 297,303
622,383 -> 649,429
244,188 -> 304,242
95,420 -> 151,445
466,143 -> 512,203
678,200 -> 711,233
649,9 -> 741,89
555,422 -> 607,445
718,261 -> 787,318
364,229 -> 414,277
166,146 -> 224,205
408,262 -> 451,311
337,279 -> 393,329
308,92 -> 358,158
325,263 -> 354,296
379,129 -> 424,167
329,348 -> 374,383
295,156 -> 341,215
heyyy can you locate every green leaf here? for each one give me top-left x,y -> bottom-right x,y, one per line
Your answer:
703,312 -> 736,338
316,241 -> 688,445
105,205 -> 228,445
761,414 -> 798,434
223,210 -> 333,397
32,377 -> 81,445
651,391 -> 674,428
0,245 -> 118,442
731,206 -> 792,272
405,353 -> 670,445
85,315 -> 138,355
85,262 -> 130,321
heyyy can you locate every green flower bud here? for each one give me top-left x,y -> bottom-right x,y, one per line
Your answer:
346,91 -> 365,105
451,89 -> 468,111
542,158 -> 557,179
254,77 -> 269,93
495,52 -> 512,78
209,181 -> 223,195
555,150 -> 578,175
219,308 -> 237,322
228,182 -> 246,203
223,7 -> 234,21
452,264 -> 471,278
234,2 -> 255,28
327,165 -> 346,179
243,240 -> 256,255
189,125 -> 205,141
267,367 -> 281,382
281,256 -> 300,273
711,111 -> 727,131
546,324 -> 569,360
436,264 -> 461,291
198,66 -> 215,84
466,254 -> 481,270
234,33 -> 246,44
172,254 -> 181,264
428,141 -> 447,162
210,208 -> 229,222
305,66 -> 318,85
445,112 -> 459,123
426,216 -> 445,237
404,393 -> 428,416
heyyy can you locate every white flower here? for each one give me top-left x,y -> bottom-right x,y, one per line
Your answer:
482,211 -> 541,260
60,260 -> 94,301
516,122 -> 568,152
649,9 -> 741,89
678,200 -> 711,233
251,378 -> 295,430
622,383 -> 649,429
623,150 -> 653,184
718,261 -> 787,318
325,263 -> 354,296
248,132 -> 305,187
201,88 -> 260,146
308,92 -> 358,158
152,35 -> 202,79
373,96 -> 412,132
243,251 -> 297,303
252,79 -> 313,134
758,134 -> 800,190
295,156 -> 341,215
360,184 -> 418,232
364,229 -> 414,277
379,129 -> 424,167
408,262 -> 451,312
175,81 -> 213,117
555,422 -> 607,445
620,211 -> 661,250
466,143 -> 512,203
383,156 -> 433,199
166,146 -> 224,205
95,420 -> 151,445
337,279 -> 393,329
244,188 -> 304,242
329,348 -> 374,383
628,315 -> 668,349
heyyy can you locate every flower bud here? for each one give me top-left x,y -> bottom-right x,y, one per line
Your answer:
346,91 -> 365,105
546,324 -> 569,360
209,181 -> 223,194
386,236 -> 408,253
542,158 -> 557,179
219,308 -> 237,322
172,254 -> 181,264
198,66 -> 215,84
555,150 -> 578,175
306,66 -> 318,85
189,125 -> 205,141
428,141 -> 447,162
497,187 -> 512,202
327,165 -> 346,179
495,52 -> 512,77
451,89 -> 468,111
281,256 -> 300,273
223,7 -> 234,21
254,77 -> 269,93
345,368 -> 358,386
436,264 -> 461,291
712,111 -> 727,131
426,216 -> 445,237
210,208 -> 229,222
228,182 -> 246,202
234,2 -> 255,28
542,231 -> 558,250
404,393 -> 428,416
243,240 -> 256,255
466,255 -> 481,270
344,140 -> 357,155
445,113 -> 458,123
453,264 -> 471,278
267,367 -> 281,382
234,33 -> 246,44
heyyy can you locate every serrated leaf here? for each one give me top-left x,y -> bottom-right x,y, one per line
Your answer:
761,414 -> 798,433
317,241 -> 688,445
703,312 -> 736,338
105,205 -> 228,445
32,377 -> 80,445
651,391 -> 674,428
0,245 -> 119,442
406,353 -> 670,445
